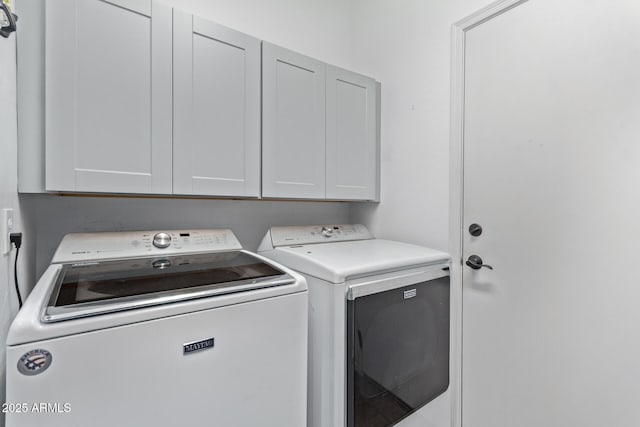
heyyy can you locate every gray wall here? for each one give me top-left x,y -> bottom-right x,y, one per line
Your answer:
349,0 -> 490,251
26,195 -> 349,277
0,19 -> 36,426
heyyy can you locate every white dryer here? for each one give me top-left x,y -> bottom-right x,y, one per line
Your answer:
258,224 -> 451,427
6,229 -> 308,427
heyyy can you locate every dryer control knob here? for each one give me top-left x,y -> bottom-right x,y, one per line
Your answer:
153,232 -> 172,249
321,226 -> 335,237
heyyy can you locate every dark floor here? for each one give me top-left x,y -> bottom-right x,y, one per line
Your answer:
353,373 -> 412,427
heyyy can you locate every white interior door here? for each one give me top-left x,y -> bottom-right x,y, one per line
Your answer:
460,1 -> 640,426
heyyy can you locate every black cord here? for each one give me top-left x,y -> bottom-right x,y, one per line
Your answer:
14,245 -> 22,309
10,233 -> 23,309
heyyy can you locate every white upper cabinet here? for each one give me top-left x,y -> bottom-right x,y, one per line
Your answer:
173,11 -> 261,197
21,2 -> 379,200
326,66 -> 378,200
45,0 -> 173,194
262,42 -> 327,199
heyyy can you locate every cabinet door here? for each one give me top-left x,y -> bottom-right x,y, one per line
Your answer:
262,43 -> 326,199
45,0 -> 172,194
326,66 -> 378,200
173,12 -> 261,197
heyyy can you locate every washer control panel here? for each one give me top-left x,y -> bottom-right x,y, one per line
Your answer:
269,224 -> 374,247
52,229 -> 243,263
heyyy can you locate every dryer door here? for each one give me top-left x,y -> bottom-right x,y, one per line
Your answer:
347,275 -> 450,427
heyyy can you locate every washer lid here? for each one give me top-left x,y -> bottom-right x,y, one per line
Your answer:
43,251 -> 295,322
262,239 -> 450,283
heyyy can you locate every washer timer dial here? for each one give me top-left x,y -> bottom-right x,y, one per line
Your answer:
321,226 -> 335,237
152,232 -> 172,249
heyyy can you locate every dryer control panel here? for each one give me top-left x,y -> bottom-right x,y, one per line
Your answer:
267,224 -> 374,247
52,229 -> 243,263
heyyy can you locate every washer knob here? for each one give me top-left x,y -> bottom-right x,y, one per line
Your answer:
152,232 -> 172,249
321,226 -> 335,237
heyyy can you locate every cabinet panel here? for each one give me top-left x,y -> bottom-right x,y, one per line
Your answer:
173,12 -> 261,197
326,66 -> 378,200
45,0 -> 172,194
262,43 -> 326,199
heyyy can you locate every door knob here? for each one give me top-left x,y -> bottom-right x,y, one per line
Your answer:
466,255 -> 493,270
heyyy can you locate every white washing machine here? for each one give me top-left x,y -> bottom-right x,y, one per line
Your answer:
258,224 -> 451,427
6,229 -> 308,427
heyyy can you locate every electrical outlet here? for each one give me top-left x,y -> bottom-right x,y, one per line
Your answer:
2,208 -> 14,255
